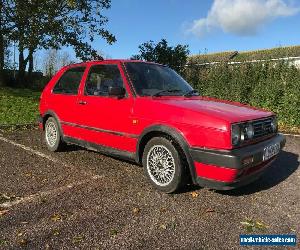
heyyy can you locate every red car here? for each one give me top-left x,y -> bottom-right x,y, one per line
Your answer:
39,60 -> 286,193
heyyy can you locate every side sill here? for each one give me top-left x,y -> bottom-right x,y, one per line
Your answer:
63,136 -> 137,162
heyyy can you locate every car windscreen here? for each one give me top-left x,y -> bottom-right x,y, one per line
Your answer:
124,62 -> 193,96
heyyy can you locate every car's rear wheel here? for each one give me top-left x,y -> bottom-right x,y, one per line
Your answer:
142,137 -> 187,193
45,117 -> 64,152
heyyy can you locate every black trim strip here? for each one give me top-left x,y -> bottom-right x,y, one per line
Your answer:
121,62 -> 137,97
64,136 -> 136,161
61,121 -> 139,139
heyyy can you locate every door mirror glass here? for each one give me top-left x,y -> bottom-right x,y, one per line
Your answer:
108,86 -> 126,97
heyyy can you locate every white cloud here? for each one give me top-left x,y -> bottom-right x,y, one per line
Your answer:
188,0 -> 300,37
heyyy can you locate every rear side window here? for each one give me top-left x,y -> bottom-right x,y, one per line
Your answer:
53,67 -> 85,95
85,64 -> 124,96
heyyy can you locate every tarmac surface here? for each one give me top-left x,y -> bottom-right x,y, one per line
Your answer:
0,128 -> 299,249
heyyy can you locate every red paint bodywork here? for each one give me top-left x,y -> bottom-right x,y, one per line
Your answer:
39,60 -> 275,184
194,158 -> 274,183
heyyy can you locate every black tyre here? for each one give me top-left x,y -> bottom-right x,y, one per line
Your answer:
44,117 -> 65,152
142,137 -> 187,193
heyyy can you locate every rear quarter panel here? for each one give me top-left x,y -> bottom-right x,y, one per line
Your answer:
39,67 -> 67,116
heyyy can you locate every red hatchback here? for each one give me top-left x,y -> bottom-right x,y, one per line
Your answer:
39,60 -> 286,193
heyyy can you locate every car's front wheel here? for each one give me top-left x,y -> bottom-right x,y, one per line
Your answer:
44,117 -> 65,152
142,137 -> 187,193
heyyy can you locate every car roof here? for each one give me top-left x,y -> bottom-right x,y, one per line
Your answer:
65,59 -> 163,68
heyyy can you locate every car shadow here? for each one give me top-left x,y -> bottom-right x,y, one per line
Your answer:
60,143 -> 299,196
176,183 -> 203,194
60,144 -> 82,152
217,150 -> 299,196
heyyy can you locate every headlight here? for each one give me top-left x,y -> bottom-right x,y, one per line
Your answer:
245,123 -> 254,139
231,118 -> 275,146
231,124 -> 241,146
271,117 -> 278,133
231,123 -> 253,146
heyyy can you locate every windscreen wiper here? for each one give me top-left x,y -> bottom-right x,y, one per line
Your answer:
152,89 -> 183,97
184,89 -> 199,97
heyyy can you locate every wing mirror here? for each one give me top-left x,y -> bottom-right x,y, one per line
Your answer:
108,86 -> 126,98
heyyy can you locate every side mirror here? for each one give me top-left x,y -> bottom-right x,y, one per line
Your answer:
108,86 -> 126,98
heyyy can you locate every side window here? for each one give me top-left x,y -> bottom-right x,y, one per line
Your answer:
85,64 -> 124,96
53,67 -> 85,95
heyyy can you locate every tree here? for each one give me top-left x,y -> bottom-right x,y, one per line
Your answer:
132,39 -> 189,73
43,49 -> 73,77
43,49 -> 59,78
0,0 -> 3,86
0,0 -> 11,86
3,0 -> 116,86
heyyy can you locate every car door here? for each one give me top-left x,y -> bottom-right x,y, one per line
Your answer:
47,66 -> 86,136
75,62 -> 137,152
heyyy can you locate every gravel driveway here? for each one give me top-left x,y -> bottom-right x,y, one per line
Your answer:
0,128 -> 299,249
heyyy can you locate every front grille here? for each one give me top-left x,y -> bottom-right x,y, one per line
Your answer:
252,117 -> 274,138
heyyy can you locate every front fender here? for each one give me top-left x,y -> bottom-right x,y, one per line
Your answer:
136,124 -> 197,184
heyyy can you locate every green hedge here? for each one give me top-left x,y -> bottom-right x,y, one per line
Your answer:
184,61 -> 300,129
189,45 -> 300,64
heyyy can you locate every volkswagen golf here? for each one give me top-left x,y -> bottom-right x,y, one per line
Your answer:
38,60 -> 286,193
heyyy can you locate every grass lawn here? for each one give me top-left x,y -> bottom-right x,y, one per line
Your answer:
0,87 -> 41,125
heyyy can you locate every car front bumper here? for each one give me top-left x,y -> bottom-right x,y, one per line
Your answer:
190,133 -> 286,190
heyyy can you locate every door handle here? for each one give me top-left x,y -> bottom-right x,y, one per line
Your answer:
78,100 -> 87,105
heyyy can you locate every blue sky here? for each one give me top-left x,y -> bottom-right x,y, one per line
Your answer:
90,0 -> 300,58
35,0 -> 300,68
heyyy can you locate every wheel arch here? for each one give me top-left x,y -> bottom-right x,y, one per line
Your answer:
136,125 -> 197,183
42,110 -> 64,137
